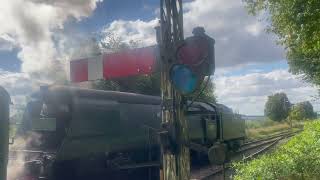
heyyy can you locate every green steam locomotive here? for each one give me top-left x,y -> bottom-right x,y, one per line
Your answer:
17,85 -> 245,179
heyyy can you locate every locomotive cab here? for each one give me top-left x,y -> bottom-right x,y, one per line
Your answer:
19,99 -> 70,151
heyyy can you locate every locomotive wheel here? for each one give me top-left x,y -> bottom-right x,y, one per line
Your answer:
207,143 -> 227,165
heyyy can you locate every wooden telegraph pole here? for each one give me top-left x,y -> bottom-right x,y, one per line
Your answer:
156,0 -> 190,180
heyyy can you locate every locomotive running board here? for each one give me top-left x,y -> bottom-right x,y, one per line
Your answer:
118,161 -> 160,170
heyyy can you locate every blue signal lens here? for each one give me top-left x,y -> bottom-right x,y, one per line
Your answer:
170,64 -> 197,94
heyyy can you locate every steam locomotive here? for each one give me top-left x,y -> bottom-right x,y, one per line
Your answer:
16,85 -> 245,180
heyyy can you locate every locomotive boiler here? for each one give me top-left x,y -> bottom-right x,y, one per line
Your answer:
16,85 -> 245,179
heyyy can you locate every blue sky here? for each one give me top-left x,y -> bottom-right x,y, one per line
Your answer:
221,61 -> 289,77
0,0 -> 318,115
0,50 -> 20,71
66,0 -> 159,33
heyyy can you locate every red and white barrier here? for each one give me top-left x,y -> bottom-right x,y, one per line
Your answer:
70,46 -> 157,82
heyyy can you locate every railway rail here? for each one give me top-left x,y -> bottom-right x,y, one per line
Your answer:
190,129 -> 302,180
243,130 -> 301,146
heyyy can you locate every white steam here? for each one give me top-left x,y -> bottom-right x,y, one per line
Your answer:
0,0 -> 102,74
8,133 -> 42,180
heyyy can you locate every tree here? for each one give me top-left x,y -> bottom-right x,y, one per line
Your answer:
298,101 -> 317,119
244,0 -> 320,85
289,104 -> 306,121
92,33 -> 216,102
264,92 -> 291,121
289,101 -> 316,120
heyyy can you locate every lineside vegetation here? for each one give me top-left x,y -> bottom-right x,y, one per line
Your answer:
245,119 -> 303,140
234,120 -> 320,179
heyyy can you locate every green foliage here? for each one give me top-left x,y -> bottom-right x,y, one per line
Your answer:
264,93 -> 291,121
289,105 -> 306,121
245,119 -> 293,140
245,118 -> 278,129
289,101 -> 317,121
244,0 -> 320,85
93,73 -> 216,102
234,120 -> 320,180
93,34 -> 161,95
93,73 -> 161,96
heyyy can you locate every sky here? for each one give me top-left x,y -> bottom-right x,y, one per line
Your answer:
0,0 -> 318,115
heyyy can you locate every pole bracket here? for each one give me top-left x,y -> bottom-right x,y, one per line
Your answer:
159,122 -> 177,154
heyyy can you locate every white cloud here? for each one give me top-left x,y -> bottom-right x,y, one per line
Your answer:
0,0 -> 102,73
102,19 -> 159,47
183,0 -> 284,67
0,69 -> 63,116
245,23 -> 264,36
101,0 -> 283,67
0,71 -> 33,113
215,69 -> 319,115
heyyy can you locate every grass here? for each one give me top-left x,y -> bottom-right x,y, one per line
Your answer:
233,120 -> 320,180
245,119 -> 303,140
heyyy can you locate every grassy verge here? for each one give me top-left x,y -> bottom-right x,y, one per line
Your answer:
233,120 -> 320,180
245,119 -> 303,140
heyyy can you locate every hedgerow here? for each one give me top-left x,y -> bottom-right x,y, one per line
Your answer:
233,120 -> 320,180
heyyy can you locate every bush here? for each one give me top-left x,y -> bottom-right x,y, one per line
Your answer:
245,119 -> 278,129
234,120 -> 320,179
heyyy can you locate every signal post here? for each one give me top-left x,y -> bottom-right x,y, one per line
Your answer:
156,0 -> 190,180
157,0 -> 215,180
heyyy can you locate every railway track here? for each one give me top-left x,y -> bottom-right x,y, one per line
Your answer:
190,130 -> 302,180
243,130 -> 301,146
238,130 -> 300,154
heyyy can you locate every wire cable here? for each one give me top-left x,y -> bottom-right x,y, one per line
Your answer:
186,75 -> 211,109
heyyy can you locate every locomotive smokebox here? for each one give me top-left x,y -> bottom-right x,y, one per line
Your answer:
0,86 -> 10,180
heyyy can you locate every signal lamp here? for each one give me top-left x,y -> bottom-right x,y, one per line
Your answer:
169,27 -> 215,95
169,64 -> 198,94
176,36 -> 209,67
